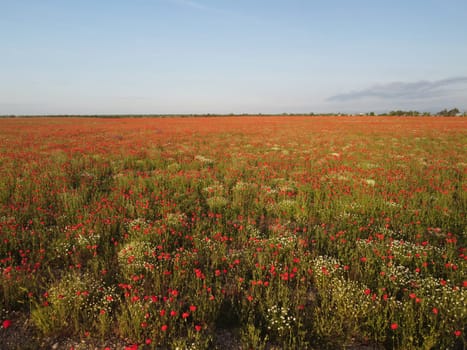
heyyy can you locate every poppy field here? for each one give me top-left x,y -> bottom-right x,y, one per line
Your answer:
0,116 -> 466,349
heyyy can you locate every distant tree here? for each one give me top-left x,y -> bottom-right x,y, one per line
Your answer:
438,108 -> 460,116
387,110 -> 422,116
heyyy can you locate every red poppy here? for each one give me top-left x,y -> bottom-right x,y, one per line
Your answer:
390,323 -> 398,330
2,319 -> 11,329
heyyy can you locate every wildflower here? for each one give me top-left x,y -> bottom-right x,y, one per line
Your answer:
364,288 -> 371,295
189,305 -> 197,312
390,323 -> 398,330
432,307 -> 438,315
454,330 -> 462,337
2,319 -> 11,329
195,325 -> 202,332
161,324 -> 168,332
182,312 -> 190,319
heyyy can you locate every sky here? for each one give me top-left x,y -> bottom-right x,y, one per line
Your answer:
1,0 -> 467,115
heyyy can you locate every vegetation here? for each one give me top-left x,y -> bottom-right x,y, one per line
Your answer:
0,116 -> 466,349
0,107 -> 465,119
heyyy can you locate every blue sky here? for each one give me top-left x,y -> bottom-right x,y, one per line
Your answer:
1,0 -> 466,115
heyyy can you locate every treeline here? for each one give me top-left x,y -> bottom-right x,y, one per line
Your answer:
377,108 -> 463,116
0,108 -> 465,118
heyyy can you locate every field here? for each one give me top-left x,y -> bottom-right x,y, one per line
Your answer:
0,116 -> 466,349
